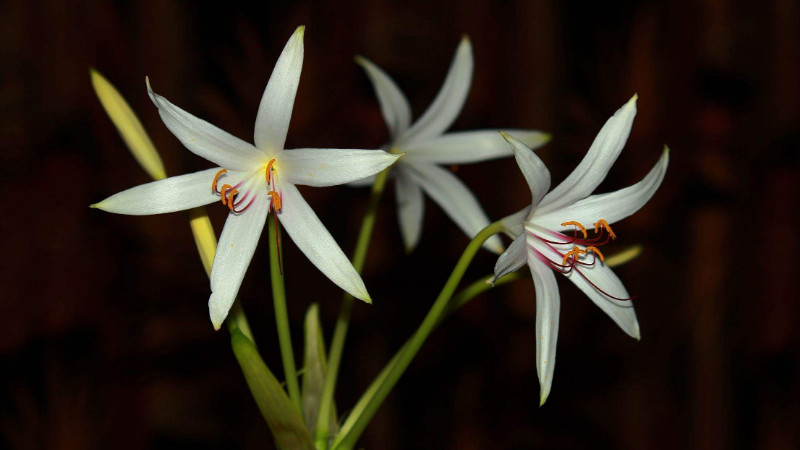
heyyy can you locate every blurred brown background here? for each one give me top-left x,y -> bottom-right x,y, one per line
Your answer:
2,0 -> 799,448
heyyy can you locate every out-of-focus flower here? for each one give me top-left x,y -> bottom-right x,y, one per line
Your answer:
93,26 -> 400,329
356,36 -> 550,253
492,96 -> 669,404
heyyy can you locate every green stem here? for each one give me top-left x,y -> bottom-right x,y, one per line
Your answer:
314,168 -> 391,448
332,220 -> 505,450
269,212 -> 303,414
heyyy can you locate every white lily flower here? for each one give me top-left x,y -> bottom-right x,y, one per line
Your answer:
93,26 -> 400,329
356,36 -> 550,254
491,96 -> 669,405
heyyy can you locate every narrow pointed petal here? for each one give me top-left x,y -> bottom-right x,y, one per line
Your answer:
501,206 -> 531,239
91,69 -> 166,180
403,130 -> 550,164
254,26 -> 305,152
146,79 -> 264,171
347,174 -> 376,187
491,233 -> 527,283
92,168 -> 221,215
501,131 -> 551,208
564,263 -> 640,339
538,95 -> 637,213
394,168 -> 425,252
400,37 -> 473,144
527,253 -> 561,406
355,56 -> 412,139
405,162 -> 503,253
280,148 -> 399,187
208,196 -> 270,329
278,184 -> 370,302
534,148 -> 669,231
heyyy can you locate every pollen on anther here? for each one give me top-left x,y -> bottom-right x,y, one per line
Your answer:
268,190 -> 282,211
561,221 -> 588,238
594,219 -> 616,239
586,246 -> 605,262
212,169 -> 227,192
265,159 -> 277,184
220,184 -> 233,206
562,245 -> 586,266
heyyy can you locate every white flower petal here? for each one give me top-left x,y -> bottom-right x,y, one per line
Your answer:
399,37 -> 473,144
254,26 -> 305,153
280,148 -> 399,187
527,253 -> 561,406
394,168 -> 425,252
500,206 -> 530,239
208,195 -> 270,329
146,79 -> 264,171
347,174 -> 376,187
405,162 -> 503,254
563,261 -> 640,340
491,233 -> 527,283
92,168 -> 222,215
278,183 -> 370,302
501,131 -> 551,208
355,56 -> 412,139
403,129 -> 550,164
534,148 -> 669,231
538,95 -> 637,213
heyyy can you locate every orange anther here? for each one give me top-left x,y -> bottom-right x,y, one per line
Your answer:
225,189 -> 239,210
220,184 -> 233,206
268,190 -> 282,211
265,159 -> 277,184
593,219 -> 616,239
212,169 -> 227,192
562,245 -> 586,265
561,221 -> 588,239
585,246 -> 605,262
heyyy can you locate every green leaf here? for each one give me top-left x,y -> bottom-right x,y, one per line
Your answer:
301,304 -> 339,439
231,329 -> 314,450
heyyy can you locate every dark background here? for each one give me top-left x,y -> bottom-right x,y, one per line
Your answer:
2,0 -> 799,448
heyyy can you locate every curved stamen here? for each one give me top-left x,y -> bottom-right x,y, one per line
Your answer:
585,246 -> 605,262
212,169 -> 228,193
225,188 -> 239,209
265,159 -> 277,184
562,245 -> 586,266
561,221 -> 588,239
220,184 -> 233,206
594,219 -> 616,240
268,190 -> 282,211
231,194 -> 255,213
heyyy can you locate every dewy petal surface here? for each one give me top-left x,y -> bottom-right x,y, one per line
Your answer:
280,148 -> 399,187
534,148 -> 669,231
562,260 -> 640,339
93,168 -> 221,215
403,129 -> 550,164
146,80 -> 264,171
527,252 -> 561,406
278,184 -> 370,302
399,37 -> 473,144
394,168 -> 425,252
356,56 -> 412,139
538,95 -> 637,214
405,162 -> 503,254
208,195 -> 270,329
502,131 -> 551,208
254,26 -> 305,153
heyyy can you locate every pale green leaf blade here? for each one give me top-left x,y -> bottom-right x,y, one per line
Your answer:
231,329 -> 314,450
302,304 -> 338,436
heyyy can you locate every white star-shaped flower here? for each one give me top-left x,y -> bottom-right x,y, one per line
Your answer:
492,96 -> 669,404
355,36 -> 550,253
93,27 -> 400,329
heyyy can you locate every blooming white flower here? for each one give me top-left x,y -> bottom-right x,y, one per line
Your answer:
93,26 -> 400,329
355,36 -> 550,253
492,96 -> 669,404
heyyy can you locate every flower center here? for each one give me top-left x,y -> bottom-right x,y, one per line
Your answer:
530,219 -> 632,301
212,169 -> 254,213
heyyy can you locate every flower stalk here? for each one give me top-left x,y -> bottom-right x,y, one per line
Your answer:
314,166 -> 391,448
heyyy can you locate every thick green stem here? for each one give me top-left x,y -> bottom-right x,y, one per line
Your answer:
314,168 -> 391,448
269,213 -> 303,414
332,220 -> 505,450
